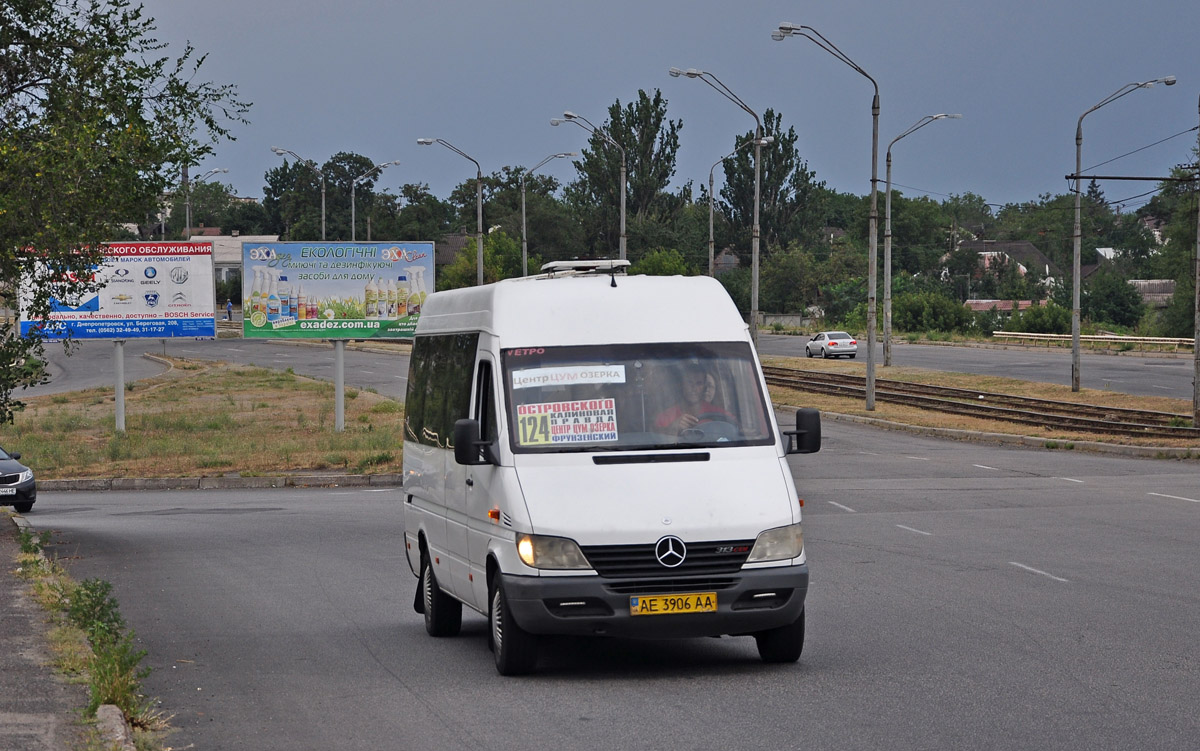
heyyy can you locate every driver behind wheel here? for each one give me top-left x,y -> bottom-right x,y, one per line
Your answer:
654,362 -> 734,436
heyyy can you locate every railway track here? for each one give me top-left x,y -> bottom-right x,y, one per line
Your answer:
762,365 -> 1200,441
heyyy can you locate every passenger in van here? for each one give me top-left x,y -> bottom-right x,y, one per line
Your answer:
654,363 -> 734,435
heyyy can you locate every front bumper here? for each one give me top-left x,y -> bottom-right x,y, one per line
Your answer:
501,563 -> 807,638
0,479 -> 35,504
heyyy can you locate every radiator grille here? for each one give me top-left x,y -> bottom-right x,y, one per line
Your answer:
581,540 -> 754,578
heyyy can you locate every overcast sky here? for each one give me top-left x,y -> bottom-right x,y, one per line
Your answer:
143,0 -> 1200,215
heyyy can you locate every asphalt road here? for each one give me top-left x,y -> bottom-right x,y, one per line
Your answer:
757,333 -> 1196,400
21,338 -> 410,401
31,420 -> 1200,750
20,334 -> 1195,404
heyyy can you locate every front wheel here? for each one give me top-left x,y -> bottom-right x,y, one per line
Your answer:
12,502 -> 33,514
805,346 -> 813,358
421,552 -> 462,637
755,609 -> 805,663
491,579 -> 538,675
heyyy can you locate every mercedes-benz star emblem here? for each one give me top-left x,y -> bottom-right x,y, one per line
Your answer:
655,535 -> 686,568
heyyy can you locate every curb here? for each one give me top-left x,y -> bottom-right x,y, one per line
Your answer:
803,407 -> 1199,461
40,473 -> 404,492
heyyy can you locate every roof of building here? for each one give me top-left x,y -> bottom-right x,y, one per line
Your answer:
958,240 -> 1063,279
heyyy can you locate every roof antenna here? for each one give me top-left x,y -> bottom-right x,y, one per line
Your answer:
610,263 -> 618,287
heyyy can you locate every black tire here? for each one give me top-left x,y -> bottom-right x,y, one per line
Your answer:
755,609 -> 805,663
421,552 -> 462,637
805,346 -> 813,358
12,502 -> 33,514
849,354 -> 857,359
821,346 -> 829,359
491,578 -> 538,675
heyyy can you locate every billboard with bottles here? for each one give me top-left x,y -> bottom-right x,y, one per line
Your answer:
240,241 -> 434,339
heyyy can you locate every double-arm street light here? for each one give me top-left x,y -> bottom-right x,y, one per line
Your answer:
271,146 -> 326,241
351,160 -> 401,242
708,137 -> 774,277
521,152 -> 576,276
1191,94 -> 1199,425
419,138 -> 483,285
670,66 -> 766,344
884,114 -> 961,365
1070,76 -> 1175,392
184,167 -> 228,239
773,22 -> 881,410
551,112 -> 627,260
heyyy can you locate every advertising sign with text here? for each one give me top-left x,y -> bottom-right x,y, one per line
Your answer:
240,241 -> 434,339
18,242 -> 216,340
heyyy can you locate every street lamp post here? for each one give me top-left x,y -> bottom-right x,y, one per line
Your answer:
1070,76 -> 1175,392
521,152 -> 576,276
1193,93 -> 1200,425
419,138 -> 483,285
551,112 -> 627,260
670,67 -> 766,344
184,167 -> 228,239
351,160 -> 401,242
271,146 -> 326,241
706,137 -> 773,277
884,114 -> 961,366
773,22 -> 881,409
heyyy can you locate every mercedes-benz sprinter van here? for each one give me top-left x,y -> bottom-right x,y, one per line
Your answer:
402,261 -> 820,675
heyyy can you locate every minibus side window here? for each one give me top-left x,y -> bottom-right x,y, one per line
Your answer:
406,333 -> 479,448
474,360 -> 498,444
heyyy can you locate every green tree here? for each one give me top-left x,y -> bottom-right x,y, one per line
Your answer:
1082,268 -> 1144,328
720,109 -> 827,257
0,0 -> 248,422
630,249 -> 693,276
563,89 -> 683,256
437,230 -> 528,290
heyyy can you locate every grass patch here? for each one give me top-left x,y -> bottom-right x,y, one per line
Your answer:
9,526 -> 169,744
0,358 -> 406,479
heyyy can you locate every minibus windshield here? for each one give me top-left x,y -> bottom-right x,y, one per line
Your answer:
501,342 -> 774,453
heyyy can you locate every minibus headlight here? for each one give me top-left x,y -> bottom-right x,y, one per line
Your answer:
516,534 -> 591,570
746,523 -> 804,563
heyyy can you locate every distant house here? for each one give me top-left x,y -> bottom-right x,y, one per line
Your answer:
955,240 -> 1063,288
1128,279 -> 1175,309
436,231 -> 470,269
187,233 -> 280,282
963,299 -> 1045,313
714,248 -> 740,275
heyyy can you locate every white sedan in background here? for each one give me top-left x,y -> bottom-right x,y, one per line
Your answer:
805,331 -> 858,359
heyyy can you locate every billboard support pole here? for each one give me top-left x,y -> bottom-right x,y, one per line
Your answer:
334,340 -> 345,432
114,340 -> 126,432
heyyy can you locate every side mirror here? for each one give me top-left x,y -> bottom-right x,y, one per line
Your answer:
10,452 -> 20,460
453,418 -> 498,466
783,408 -> 821,455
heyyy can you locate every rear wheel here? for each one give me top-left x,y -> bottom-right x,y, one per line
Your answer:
849,354 -> 856,359
12,502 -> 33,514
755,609 -> 805,663
821,347 -> 829,359
491,578 -> 538,675
421,552 -> 461,637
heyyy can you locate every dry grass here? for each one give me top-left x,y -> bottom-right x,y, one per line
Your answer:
763,355 -> 1200,451
0,357 -> 404,479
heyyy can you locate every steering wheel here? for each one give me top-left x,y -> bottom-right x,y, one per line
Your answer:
679,413 -> 740,442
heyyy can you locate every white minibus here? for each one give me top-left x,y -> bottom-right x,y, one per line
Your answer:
402,261 -> 820,674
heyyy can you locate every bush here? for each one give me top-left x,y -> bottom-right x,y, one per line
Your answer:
1005,302 -> 1071,334
892,291 -> 973,333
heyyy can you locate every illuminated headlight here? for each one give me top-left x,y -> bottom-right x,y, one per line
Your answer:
16,469 -> 33,483
746,523 -> 804,563
516,534 -> 591,570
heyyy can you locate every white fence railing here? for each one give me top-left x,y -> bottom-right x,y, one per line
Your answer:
992,332 -> 1195,351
